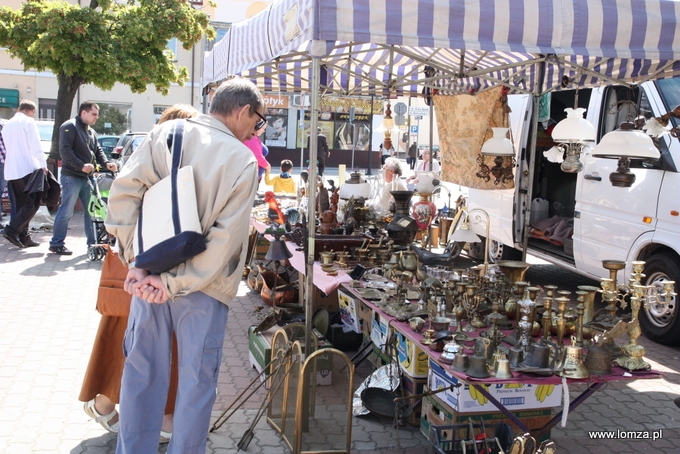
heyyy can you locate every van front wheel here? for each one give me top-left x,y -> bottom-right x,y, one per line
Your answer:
639,254 -> 680,346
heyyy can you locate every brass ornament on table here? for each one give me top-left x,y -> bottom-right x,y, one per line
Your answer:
584,334 -> 612,376
467,353 -> 491,379
541,285 -> 557,343
451,351 -> 470,373
577,285 -> 600,339
458,285 -> 481,331
614,284 -> 652,370
574,290 -> 588,347
494,354 -> 514,379
559,338 -> 590,379
554,296 -> 570,347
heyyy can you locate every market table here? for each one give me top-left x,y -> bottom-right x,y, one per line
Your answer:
250,218 -> 352,295
339,283 -> 663,438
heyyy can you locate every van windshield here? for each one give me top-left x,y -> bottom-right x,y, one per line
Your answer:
656,79 -> 680,120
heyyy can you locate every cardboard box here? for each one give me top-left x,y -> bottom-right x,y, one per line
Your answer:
427,359 -> 562,413
369,344 -> 392,370
338,289 -> 363,333
420,393 -> 553,441
370,311 -> 391,351
254,236 -> 271,260
395,331 -> 429,378
358,300 -> 373,333
402,373 -> 427,426
313,287 -> 339,313
248,325 -> 333,386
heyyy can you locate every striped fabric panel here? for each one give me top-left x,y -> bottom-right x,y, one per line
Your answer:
204,0 -> 680,92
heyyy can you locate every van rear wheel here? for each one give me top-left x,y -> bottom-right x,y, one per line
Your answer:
639,254 -> 680,345
488,239 -> 523,262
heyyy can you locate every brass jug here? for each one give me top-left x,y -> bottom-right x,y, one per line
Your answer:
399,250 -> 418,272
559,344 -> 590,379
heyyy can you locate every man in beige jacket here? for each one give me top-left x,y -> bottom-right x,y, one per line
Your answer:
105,78 -> 264,454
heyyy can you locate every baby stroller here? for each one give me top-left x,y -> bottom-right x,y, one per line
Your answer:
87,171 -> 116,261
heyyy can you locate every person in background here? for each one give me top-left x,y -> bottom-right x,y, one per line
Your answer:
244,122 -> 270,181
370,156 -> 406,218
406,148 -> 441,190
380,142 -> 389,165
2,100 -> 45,248
106,78 -> 263,454
49,101 -> 117,255
79,103 -> 198,444
0,119 -> 7,228
307,127 -> 329,176
407,141 -> 418,170
264,159 -> 296,194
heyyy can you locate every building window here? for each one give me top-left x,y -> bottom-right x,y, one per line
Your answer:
38,98 -> 57,120
166,38 -> 178,62
154,105 -> 170,124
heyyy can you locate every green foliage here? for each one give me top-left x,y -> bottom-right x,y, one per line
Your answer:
95,103 -> 129,135
0,0 -> 213,95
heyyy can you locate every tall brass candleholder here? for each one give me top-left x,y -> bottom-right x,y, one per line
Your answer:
554,297 -> 570,346
462,285 -> 486,330
577,285 -> 599,339
574,291 -> 587,347
614,285 -> 650,370
542,285 -> 557,342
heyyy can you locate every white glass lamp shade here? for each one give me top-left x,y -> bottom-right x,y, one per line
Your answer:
338,181 -> 373,200
551,108 -> 596,143
592,123 -> 660,160
450,222 -> 482,243
481,128 -> 514,156
415,171 -> 437,193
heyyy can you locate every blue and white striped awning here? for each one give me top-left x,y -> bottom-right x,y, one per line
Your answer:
203,0 -> 680,96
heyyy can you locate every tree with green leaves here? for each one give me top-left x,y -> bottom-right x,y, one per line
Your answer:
0,0 -> 213,164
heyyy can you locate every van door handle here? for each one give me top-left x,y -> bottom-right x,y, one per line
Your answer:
584,174 -> 602,181
574,211 -> 580,218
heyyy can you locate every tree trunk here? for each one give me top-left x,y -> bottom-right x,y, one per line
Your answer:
48,72 -> 84,174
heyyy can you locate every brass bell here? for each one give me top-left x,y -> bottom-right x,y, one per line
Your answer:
584,340 -> 612,376
494,354 -> 514,379
451,352 -> 470,373
466,354 -> 491,379
265,238 -> 293,261
507,346 -> 524,369
559,345 -> 590,379
522,341 -> 553,369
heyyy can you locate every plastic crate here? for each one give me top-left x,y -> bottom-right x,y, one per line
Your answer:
428,422 -> 513,454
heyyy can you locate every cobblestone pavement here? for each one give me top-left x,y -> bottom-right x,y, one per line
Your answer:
1,221 -> 680,453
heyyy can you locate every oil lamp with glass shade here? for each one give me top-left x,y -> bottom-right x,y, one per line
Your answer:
477,127 -> 516,185
591,122 -> 660,187
550,107 -> 596,173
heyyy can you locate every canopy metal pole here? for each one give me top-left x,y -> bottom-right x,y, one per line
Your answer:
304,57 -> 320,357
428,101 -> 434,171
520,60 -> 546,261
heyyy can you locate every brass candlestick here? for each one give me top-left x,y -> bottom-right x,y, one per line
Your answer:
614,285 -> 650,370
554,296 -> 570,346
527,286 -> 541,335
577,285 -> 599,339
462,285 -> 486,330
574,290 -> 587,347
542,286 -> 556,343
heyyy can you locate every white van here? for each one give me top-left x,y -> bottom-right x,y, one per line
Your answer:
465,80 -> 680,345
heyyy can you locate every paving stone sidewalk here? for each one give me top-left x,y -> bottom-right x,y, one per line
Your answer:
1,221 -> 680,453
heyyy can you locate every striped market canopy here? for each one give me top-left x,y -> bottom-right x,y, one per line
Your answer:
203,0 -> 680,96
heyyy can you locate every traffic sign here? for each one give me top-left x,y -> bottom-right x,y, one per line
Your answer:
408,106 -> 430,116
393,102 -> 407,115
395,114 -> 405,126
414,115 -> 423,120
411,125 -> 419,133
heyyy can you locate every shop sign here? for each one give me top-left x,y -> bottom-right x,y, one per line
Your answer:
262,94 -> 289,108
408,106 -> 430,116
0,89 -> 19,108
320,96 -> 383,114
